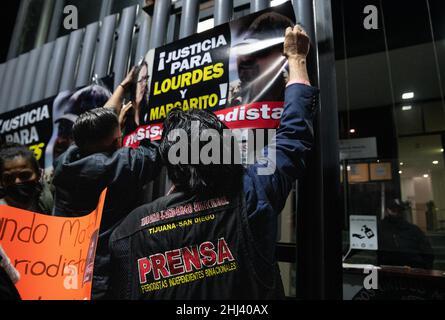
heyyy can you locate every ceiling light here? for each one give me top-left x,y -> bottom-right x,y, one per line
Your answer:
400,162 -> 404,166
433,161 -> 439,165
402,106 -> 412,111
441,149 -> 444,153
399,171 -> 403,174
349,129 -> 356,134
402,92 -> 414,100
423,174 -> 429,178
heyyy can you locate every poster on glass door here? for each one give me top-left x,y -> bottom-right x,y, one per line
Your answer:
350,215 -> 378,250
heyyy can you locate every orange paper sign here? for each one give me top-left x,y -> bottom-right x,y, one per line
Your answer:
0,189 -> 106,300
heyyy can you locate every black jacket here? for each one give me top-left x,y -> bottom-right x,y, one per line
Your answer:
52,140 -> 161,299
378,215 -> 435,269
108,84 -> 318,299
109,191 -> 286,300
0,267 -> 20,300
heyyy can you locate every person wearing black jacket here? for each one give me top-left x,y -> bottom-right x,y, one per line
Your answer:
378,199 -> 435,269
52,75 -> 162,299
108,25 -> 318,300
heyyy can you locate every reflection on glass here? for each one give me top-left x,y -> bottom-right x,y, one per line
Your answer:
334,0 -> 445,299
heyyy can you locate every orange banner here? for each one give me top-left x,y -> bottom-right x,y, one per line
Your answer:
0,189 -> 106,300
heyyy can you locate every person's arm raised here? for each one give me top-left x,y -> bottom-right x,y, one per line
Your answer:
284,25 -> 311,86
246,25 -> 318,215
104,67 -> 136,115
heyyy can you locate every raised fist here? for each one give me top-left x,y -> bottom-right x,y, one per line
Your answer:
284,25 -> 310,59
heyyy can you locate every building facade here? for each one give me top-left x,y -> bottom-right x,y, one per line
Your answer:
0,0 -> 444,300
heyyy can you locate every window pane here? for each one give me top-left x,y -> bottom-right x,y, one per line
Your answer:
333,0 -> 445,300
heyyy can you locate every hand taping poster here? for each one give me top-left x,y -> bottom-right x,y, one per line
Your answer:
124,2 -> 296,146
0,189 -> 106,300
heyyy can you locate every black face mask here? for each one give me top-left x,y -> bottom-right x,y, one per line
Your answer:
4,181 -> 42,205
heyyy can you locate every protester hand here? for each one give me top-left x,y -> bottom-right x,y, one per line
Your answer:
119,101 -> 134,130
120,67 -> 136,89
284,25 -> 310,60
284,25 -> 311,86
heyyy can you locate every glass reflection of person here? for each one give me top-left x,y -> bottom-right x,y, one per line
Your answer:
230,12 -> 294,106
378,199 -> 435,270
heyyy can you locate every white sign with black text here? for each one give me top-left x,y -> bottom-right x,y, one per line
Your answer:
350,215 -> 378,251
340,137 -> 377,160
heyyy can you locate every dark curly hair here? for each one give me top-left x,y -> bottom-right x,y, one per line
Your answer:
159,109 -> 243,196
